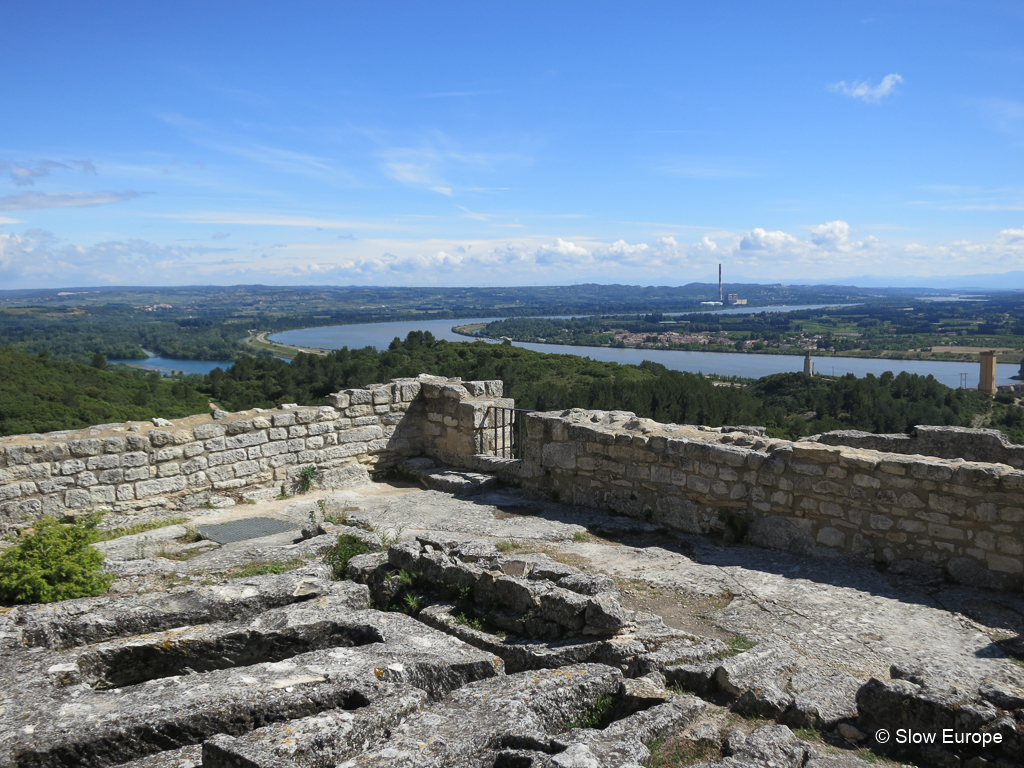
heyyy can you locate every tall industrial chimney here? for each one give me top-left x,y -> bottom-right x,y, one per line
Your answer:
718,263 -> 722,303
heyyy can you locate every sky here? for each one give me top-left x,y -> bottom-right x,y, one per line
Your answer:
2,1 -> 1024,289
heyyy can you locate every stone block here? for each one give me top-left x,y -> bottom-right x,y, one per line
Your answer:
193,423 -> 226,440
68,438 -> 102,457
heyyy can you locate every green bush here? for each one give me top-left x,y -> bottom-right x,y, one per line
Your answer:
323,533 -> 370,580
0,514 -> 115,603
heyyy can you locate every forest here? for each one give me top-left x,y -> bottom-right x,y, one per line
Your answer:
0,347 -> 210,436
3,332 -> 1020,442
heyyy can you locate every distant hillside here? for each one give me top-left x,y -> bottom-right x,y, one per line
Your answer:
0,347 -> 210,437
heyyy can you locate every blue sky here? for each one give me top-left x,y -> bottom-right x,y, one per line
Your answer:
2,1 -> 1023,288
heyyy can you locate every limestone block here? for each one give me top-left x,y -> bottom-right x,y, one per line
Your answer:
209,448 -> 246,467
60,459 -> 85,475
192,423 -> 225,442
324,392 -> 350,408
64,489 -> 91,508
225,431 -> 268,450
89,485 -> 116,505
76,472 -> 98,488
155,447 -> 182,462
157,463 -> 181,478
123,467 -> 151,482
102,436 -> 125,453
541,442 -> 577,469
68,438 -> 102,457
349,388 -> 373,405
271,413 -> 296,427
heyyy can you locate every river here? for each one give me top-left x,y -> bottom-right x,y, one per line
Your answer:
271,317 -> 1021,389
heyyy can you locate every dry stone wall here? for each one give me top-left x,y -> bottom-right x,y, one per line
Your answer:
500,409 -> 1024,591
0,374 -> 508,530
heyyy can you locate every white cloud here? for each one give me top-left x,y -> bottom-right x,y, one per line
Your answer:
0,216 -> 25,225
0,191 -> 142,211
6,220 -> 1024,288
829,73 -> 904,103
809,220 -> 850,247
740,228 -> 799,250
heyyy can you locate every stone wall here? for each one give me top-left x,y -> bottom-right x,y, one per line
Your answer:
805,425 -> 1024,468
489,409 -> 1024,590
0,375 -> 507,530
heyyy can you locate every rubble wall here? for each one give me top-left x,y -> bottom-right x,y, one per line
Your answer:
0,375 -> 507,528
510,409 -> 1024,590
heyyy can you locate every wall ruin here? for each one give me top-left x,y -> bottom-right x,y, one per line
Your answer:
492,409 -> 1024,590
4,373 -> 1024,591
0,375 -> 508,530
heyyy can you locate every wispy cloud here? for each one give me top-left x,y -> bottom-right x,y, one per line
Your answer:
164,212 -> 389,229
828,73 -> 904,103
378,139 -> 527,196
0,159 -> 97,186
0,191 -> 142,211
975,98 -> 1024,134
159,113 -> 353,182
0,216 -> 25,225
908,184 -> 1024,211
653,155 -> 758,179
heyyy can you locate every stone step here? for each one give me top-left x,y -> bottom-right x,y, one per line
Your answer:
399,458 -> 497,495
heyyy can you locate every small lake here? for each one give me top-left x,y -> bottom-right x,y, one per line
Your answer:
272,317 -> 1021,390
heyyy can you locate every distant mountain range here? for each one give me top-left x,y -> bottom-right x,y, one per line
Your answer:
760,272 -> 1024,291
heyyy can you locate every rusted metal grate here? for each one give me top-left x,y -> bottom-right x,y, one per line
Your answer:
481,406 -> 532,459
196,517 -> 300,544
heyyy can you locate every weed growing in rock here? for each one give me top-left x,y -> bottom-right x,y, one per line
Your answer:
453,612 -> 484,631
704,634 -> 757,662
177,526 -> 204,544
374,524 -> 405,547
717,508 -> 750,543
94,515 -> 189,542
0,514 -> 115,603
296,465 -> 318,494
132,536 -> 151,560
646,734 -> 722,767
572,530 -> 593,543
495,539 -> 517,552
323,534 -> 370,580
564,693 -> 613,730
403,593 -> 423,615
395,569 -> 418,587
226,558 -> 304,578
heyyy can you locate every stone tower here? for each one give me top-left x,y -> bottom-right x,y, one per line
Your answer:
980,350 -> 997,396
803,351 -> 813,376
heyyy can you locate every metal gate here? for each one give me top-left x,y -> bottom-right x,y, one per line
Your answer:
481,406 -> 532,459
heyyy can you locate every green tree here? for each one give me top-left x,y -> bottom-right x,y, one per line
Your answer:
0,514 -> 115,604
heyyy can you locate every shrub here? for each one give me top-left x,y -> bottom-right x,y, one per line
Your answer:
0,514 -> 115,604
323,534 -> 370,580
